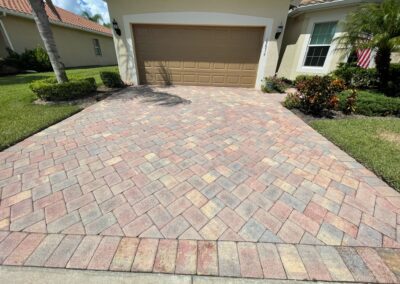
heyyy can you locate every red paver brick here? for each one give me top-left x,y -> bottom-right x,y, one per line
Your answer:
88,236 -> 121,270
110,238 -> 139,271
278,244 -> 309,280
3,233 -> 45,266
217,207 -> 245,232
257,243 -> 286,279
10,199 -> 32,221
67,235 -> 102,269
44,200 -> 67,224
132,238 -> 159,272
297,245 -> 331,281
357,247 -> 398,283
0,232 -> 27,263
289,210 -> 320,236
238,242 -> 263,278
45,235 -> 83,268
175,240 -> 197,275
153,239 -> 178,273
304,202 -> 327,224
197,241 -> 218,276
269,200 -> 292,222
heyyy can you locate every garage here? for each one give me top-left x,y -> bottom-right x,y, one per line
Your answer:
133,24 -> 265,88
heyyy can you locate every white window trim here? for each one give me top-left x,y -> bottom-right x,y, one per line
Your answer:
93,39 -> 102,56
296,14 -> 343,74
121,12 -> 274,89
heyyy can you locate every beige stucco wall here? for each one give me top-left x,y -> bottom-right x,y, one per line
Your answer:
392,53 -> 400,64
1,15 -> 117,67
277,6 -> 358,80
106,0 -> 291,88
0,29 -> 8,58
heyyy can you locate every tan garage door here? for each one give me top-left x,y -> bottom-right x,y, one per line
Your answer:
133,24 -> 265,88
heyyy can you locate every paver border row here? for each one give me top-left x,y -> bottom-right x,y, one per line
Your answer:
0,231 -> 399,283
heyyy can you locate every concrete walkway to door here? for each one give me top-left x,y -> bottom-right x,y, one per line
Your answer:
0,86 -> 399,282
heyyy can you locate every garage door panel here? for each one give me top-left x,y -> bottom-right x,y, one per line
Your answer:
133,24 -> 264,87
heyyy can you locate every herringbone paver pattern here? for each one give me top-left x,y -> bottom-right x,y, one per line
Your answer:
1,86 -> 400,246
0,86 -> 400,282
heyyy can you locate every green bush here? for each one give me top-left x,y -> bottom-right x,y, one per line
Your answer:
296,76 -> 343,116
342,89 -> 358,115
4,47 -> 52,72
100,71 -> 124,88
332,63 -> 378,89
283,93 -> 301,109
294,75 -> 315,85
261,76 -> 288,93
30,77 -> 97,101
338,90 -> 400,116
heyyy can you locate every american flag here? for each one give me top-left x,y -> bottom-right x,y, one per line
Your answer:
357,49 -> 372,69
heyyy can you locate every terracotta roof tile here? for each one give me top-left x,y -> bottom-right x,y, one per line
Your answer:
0,0 -> 112,36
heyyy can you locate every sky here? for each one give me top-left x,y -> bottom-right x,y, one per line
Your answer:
52,0 -> 110,24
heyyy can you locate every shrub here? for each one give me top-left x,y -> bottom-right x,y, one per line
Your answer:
283,93 -> 301,109
100,71 -> 124,88
338,90 -> 400,116
261,76 -> 287,93
343,89 -> 358,115
296,76 -> 342,116
294,75 -> 314,85
30,77 -> 97,101
4,47 -> 52,72
332,63 -> 379,89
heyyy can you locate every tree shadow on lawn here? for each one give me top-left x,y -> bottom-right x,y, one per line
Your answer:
0,74 -> 50,86
110,85 -> 191,107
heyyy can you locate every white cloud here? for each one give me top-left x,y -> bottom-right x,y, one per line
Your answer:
52,0 -> 110,24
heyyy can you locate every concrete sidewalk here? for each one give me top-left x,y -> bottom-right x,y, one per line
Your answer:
0,266 -> 338,284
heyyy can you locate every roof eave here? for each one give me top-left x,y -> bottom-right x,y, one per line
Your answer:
289,0 -> 381,17
0,7 -> 113,37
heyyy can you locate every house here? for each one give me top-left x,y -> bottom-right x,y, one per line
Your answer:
0,0 -> 117,68
277,0 -> 384,80
105,0 -> 389,89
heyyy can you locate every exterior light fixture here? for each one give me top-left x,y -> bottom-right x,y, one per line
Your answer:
275,24 -> 284,40
113,19 -> 121,36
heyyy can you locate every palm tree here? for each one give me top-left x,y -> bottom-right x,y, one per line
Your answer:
28,0 -> 68,83
336,0 -> 400,92
81,11 -> 104,24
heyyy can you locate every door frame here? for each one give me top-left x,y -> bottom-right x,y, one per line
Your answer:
122,12 -> 274,89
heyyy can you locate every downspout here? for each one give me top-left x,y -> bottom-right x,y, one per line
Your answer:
0,11 -> 15,51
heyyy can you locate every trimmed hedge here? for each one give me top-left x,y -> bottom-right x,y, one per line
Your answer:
338,90 -> 400,116
332,63 -> 379,89
30,77 -> 97,101
100,71 -> 124,88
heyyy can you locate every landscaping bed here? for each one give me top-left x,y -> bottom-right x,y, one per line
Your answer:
0,66 -> 119,151
263,63 -> 400,192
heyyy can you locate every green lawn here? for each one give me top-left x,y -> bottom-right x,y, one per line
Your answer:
311,117 -> 400,191
0,66 -> 118,151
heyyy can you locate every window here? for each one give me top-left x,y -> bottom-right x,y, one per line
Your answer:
304,22 -> 337,67
93,39 -> 102,56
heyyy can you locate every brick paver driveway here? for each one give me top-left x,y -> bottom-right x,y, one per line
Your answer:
1,86 -> 399,282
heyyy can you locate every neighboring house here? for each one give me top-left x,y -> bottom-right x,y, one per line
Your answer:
0,0 -> 117,67
105,0 -> 393,89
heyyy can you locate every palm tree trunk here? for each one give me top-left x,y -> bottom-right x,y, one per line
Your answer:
375,46 -> 391,92
28,0 -> 68,83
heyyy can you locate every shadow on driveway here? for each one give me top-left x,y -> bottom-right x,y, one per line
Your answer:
110,85 -> 191,107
